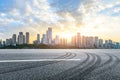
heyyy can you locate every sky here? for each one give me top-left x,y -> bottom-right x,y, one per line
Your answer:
0,0 -> 120,42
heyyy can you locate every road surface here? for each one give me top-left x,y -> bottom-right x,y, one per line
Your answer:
0,49 -> 120,80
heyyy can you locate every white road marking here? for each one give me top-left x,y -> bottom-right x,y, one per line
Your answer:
0,59 -> 81,63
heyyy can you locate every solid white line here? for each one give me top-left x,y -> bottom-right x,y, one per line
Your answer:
0,59 -> 81,63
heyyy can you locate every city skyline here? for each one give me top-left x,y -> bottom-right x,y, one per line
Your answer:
0,0 -> 120,42
0,27 -> 119,44
0,27 -> 120,49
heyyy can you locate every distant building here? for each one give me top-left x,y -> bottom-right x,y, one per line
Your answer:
37,34 -> 40,44
3,41 -> 5,46
46,27 -> 52,45
76,33 -> 81,48
115,42 -> 120,49
23,35 -> 25,44
0,39 -> 2,47
89,37 -> 94,48
86,37 -> 90,48
54,35 -> 59,45
26,32 -> 29,44
12,34 -> 16,45
33,34 -> 40,45
6,38 -> 12,46
108,39 -> 113,48
71,36 -> 77,47
60,38 -> 67,46
42,34 -> 47,44
81,36 -> 86,48
94,37 -> 99,48
18,32 -> 24,45
104,40 -> 109,48
99,39 -> 103,48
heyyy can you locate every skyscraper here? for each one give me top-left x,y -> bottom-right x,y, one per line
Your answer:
82,36 -> 87,48
94,37 -> 99,48
99,39 -> 103,48
12,34 -> 16,45
0,39 -> 2,47
3,41 -> 5,46
54,35 -> 59,45
88,37 -> 94,48
26,32 -> 29,44
108,39 -> 113,48
76,33 -> 81,48
18,32 -> 24,45
60,38 -> 67,46
46,27 -> 52,45
23,35 -> 25,44
33,34 -> 40,45
42,34 -> 47,44
37,34 -> 40,44
104,40 -> 109,48
71,36 -> 77,47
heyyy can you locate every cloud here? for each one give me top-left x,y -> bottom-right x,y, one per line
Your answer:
0,0 -> 120,41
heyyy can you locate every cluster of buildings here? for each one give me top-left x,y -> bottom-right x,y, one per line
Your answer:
71,33 -> 120,49
0,27 -> 120,49
33,28 -> 54,45
0,32 -> 29,47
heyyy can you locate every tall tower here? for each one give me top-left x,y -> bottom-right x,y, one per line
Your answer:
71,36 -> 77,47
12,34 -> 16,45
77,32 -> 81,48
82,36 -> 86,48
0,39 -> 2,47
42,34 -> 47,44
94,36 -> 99,48
23,35 -> 25,44
18,32 -> 24,45
55,35 -> 59,45
26,32 -> 29,44
37,34 -> 40,44
47,27 -> 52,45
99,39 -> 103,48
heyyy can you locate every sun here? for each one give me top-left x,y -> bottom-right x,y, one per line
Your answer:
58,32 -> 74,40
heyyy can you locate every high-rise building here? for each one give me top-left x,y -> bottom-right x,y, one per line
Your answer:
18,32 -> 24,45
115,42 -> 119,49
23,35 -> 25,44
104,40 -> 109,48
42,34 -> 47,44
0,39 -> 2,47
33,34 -> 40,45
86,37 -> 89,48
6,38 -> 12,46
37,34 -> 40,44
26,32 -> 29,44
89,37 -> 94,48
81,36 -> 86,48
99,39 -> 103,48
3,41 -> 5,46
6,39 -> 10,46
54,35 -> 59,45
76,33 -> 81,48
108,39 -> 113,48
71,36 -> 77,47
46,30 -> 48,44
12,34 -> 16,45
94,37 -> 99,48
60,38 -> 67,46
46,27 -> 52,45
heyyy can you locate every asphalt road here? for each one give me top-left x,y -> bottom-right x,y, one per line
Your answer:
0,49 -> 120,80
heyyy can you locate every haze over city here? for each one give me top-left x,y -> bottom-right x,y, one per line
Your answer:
0,0 -> 120,42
